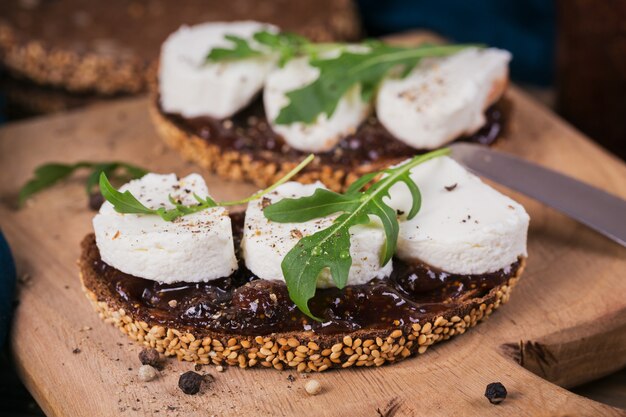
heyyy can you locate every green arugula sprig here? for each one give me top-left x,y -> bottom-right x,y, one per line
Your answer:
18,161 -> 148,207
263,148 -> 450,319
100,154 -> 315,221
275,44 -> 469,125
206,30 -> 473,125
207,31 -> 339,67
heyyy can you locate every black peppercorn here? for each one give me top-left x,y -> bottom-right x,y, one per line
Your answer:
88,191 -> 105,211
178,371 -> 204,395
138,348 -> 162,369
485,382 -> 507,404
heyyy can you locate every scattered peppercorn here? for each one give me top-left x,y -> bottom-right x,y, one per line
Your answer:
444,183 -> 458,192
139,348 -> 162,370
178,371 -> 203,395
485,382 -> 507,404
72,348 -> 81,354
88,192 -> 105,211
138,365 -> 158,382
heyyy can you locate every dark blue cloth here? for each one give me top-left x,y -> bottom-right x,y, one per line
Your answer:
356,0 -> 556,85
0,230 -> 16,348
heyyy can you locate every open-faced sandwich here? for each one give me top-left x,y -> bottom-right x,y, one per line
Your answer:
151,21 -> 511,191
79,150 -> 529,371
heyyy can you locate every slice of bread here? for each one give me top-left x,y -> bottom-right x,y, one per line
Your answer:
150,98 -> 509,192
79,233 -> 524,372
0,0 -> 360,95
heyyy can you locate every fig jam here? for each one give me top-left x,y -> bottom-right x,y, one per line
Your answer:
161,97 -> 509,169
88,213 -> 519,336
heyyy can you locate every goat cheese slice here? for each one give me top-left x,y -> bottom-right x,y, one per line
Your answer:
264,57 -> 371,152
386,156 -> 529,274
93,173 -> 238,283
242,182 -> 392,288
376,48 -> 511,150
159,21 -> 278,119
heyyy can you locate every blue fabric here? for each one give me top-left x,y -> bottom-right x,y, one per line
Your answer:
0,230 -> 16,348
356,0 -> 556,85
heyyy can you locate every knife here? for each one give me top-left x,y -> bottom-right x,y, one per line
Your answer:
449,143 -> 626,248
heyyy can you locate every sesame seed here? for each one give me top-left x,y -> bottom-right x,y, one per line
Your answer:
390,330 -> 403,339
83,257 -> 523,373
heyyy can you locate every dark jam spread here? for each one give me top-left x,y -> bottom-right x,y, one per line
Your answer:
89,213 -> 519,336
161,97 -> 509,168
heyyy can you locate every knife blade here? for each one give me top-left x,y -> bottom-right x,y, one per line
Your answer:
449,143 -> 626,247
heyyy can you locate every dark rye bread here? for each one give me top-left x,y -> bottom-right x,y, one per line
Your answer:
150,98 -> 511,193
0,74 -> 119,118
0,0 -> 360,95
79,234 -> 525,372
149,101 -> 380,193
150,68 -> 510,192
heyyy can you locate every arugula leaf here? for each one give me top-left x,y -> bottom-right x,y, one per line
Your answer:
253,31 -> 310,66
263,148 -> 450,319
100,154 -> 315,220
206,34 -> 263,61
207,30 -> 322,67
205,30 -> 473,125
99,173 -> 219,221
275,43 -> 471,125
18,161 -> 147,207
261,188 -> 358,222
99,173 -> 156,215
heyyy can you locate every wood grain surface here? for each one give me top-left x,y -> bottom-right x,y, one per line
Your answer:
1,86 -> 626,416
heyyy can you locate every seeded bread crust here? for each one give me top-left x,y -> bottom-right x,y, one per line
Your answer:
150,101 -> 400,192
79,234 -> 525,372
0,22 -> 151,95
0,0 -> 360,95
0,75 -> 115,117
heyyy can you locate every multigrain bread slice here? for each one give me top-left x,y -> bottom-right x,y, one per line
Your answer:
150,99 -> 511,193
150,101 -> 380,193
0,74 -> 117,118
0,0 -> 359,95
79,233 -> 525,372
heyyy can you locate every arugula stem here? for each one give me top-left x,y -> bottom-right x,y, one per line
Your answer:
220,154 -> 314,206
303,148 -> 449,259
346,45 -> 472,76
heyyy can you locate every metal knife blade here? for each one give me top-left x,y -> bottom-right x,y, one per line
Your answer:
449,143 -> 626,247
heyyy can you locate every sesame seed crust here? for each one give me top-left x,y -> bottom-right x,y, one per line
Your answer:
79,255 -> 525,372
0,0 -> 360,96
149,101 -> 396,193
0,23 -> 151,95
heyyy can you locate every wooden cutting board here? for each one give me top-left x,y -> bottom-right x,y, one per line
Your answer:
1,86 -> 626,415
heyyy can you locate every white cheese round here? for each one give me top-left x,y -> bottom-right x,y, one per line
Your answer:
241,182 -> 392,287
385,156 -> 529,274
376,48 -> 511,150
93,173 -> 238,283
159,21 -> 278,119
263,57 -> 371,152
